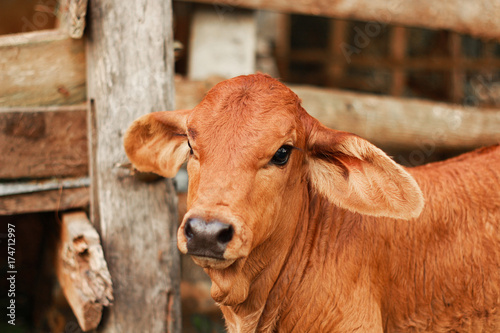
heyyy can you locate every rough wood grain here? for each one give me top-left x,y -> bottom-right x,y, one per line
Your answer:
0,186 -> 89,215
178,0 -> 500,40
86,0 -> 181,332
0,105 -> 88,179
292,85 -> 500,150
0,177 -> 89,196
0,30 -> 86,107
56,211 -> 113,331
174,78 -> 500,150
58,0 -> 89,39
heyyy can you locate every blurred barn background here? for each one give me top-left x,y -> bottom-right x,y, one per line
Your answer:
0,0 -> 499,332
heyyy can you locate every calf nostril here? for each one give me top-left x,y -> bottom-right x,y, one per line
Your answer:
217,225 -> 234,244
184,220 -> 194,239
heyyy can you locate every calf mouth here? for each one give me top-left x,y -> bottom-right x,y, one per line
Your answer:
191,255 -> 236,270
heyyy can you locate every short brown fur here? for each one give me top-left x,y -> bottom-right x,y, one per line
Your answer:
124,74 -> 500,332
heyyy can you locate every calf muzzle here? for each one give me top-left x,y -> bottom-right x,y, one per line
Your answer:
184,217 -> 234,259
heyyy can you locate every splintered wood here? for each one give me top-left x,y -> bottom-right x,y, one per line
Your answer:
58,0 -> 89,39
56,212 -> 113,331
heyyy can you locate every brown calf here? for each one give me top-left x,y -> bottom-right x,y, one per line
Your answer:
124,74 -> 500,332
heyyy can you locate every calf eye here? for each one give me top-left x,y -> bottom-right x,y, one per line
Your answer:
270,145 -> 292,166
187,141 -> 193,155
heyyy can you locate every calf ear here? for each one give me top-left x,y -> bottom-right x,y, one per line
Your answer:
306,118 -> 424,220
124,110 -> 191,178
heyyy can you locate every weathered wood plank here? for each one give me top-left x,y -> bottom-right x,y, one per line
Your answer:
174,78 -> 500,150
292,85 -> 500,150
177,0 -> 500,40
56,211 -> 113,332
0,30 -> 86,107
0,105 -> 88,179
0,177 -> 89,196
86,0 -> 181,331
0,186 -> 89,215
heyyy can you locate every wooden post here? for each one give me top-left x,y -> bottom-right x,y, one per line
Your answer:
86,0 -> 181,332
390,26 -> 407,97
275,13 -> 291,80
449,32 -> 464,103
327,19 -> 348,87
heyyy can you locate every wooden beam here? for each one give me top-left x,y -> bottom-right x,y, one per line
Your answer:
0,177 -> 89,196
292,85 -> 500,150
0,105 -> 88,179
176,0 -> 500,40
174,77 -> 500,150
0,30 -> 86,107
86,0 -> 181,331
0,186 -> 89,215
56,211 -> 113,331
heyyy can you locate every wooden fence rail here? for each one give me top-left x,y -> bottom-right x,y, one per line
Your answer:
176,0 -> 500,40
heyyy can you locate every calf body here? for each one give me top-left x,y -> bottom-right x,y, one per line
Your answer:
125,74 -> 500,332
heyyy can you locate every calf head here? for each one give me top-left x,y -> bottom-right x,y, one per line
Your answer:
124,74 -> 424,305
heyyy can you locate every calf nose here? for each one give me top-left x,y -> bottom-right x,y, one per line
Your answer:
184,218 -> 234,259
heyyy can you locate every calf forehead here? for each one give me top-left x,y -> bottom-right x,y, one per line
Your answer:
187,75 -> 303,154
